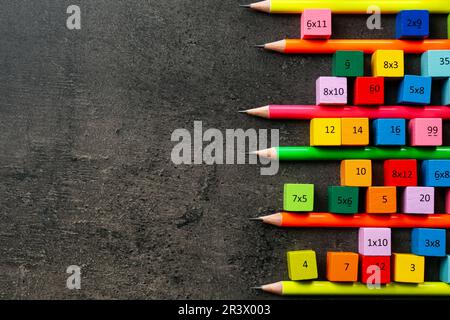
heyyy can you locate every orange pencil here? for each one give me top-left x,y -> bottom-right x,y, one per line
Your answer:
259,39 -> 450,54
253,212 -> 450,228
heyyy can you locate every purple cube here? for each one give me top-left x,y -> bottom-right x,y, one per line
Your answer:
358,228 -> 391,256
402,187 -> 435,214
316,76 -> 348,105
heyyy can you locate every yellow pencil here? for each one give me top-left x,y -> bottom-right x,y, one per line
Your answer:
242,0 -> 450,14
257,281 -> 450,296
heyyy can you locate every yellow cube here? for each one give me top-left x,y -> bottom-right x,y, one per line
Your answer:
340,160 -> 372,186
287,250 -> 318,281
310,118 -> 342,146
371,50 -> 404,77
392,253 -> 425,283
341,118 -> 369,146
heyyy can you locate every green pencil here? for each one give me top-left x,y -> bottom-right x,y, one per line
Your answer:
253,147 -> 450,161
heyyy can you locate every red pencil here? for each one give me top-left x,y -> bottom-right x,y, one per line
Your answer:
241,105 -> 450,120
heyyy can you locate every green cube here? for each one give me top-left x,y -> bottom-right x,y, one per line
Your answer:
332,50 -> 364,77
283,184 -> 314,212
328,186 -> 359,214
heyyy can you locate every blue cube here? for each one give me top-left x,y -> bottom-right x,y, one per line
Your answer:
373,119 -> 406,146
443,78 -> 450,106
411,228 -> 446,257
422,160 -> 450,187
398,75 -> 432,105
440,255 -> 450,283
396,10 -> 429,39
422,50 -> 450,77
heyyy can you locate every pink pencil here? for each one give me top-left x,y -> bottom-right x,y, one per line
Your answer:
241,105 -> 450,120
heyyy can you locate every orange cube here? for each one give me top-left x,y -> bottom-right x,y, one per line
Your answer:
366,186 -> 397,214
326,252 -> 359,282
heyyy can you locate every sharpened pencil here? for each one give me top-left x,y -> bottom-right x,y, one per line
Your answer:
258,39 -> 450,54
242,0 -> 450,14
258,281 -> 450,296
253,146 -> 450,161
254,212 -> 450,228
241,105 -> 450,120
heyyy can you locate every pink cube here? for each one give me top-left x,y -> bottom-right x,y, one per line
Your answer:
316,76 -> 347,105
301,9 -> 332,39
409,118 -> 442,146
358,228 -> 391,256
402,187 -> 435,214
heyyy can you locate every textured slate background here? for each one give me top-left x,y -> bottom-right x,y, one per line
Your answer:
0,0 -> 449,299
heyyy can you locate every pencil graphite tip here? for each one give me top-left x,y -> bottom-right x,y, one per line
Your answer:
254,44 -> 265,48
239,4 -> 251,8
251,286 -> 262,290
238,110 -> 248,114
249,217 -> 262,221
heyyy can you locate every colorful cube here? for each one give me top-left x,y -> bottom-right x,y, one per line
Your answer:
340,160 -> 372,187
440,255 -> 450,283
373,118 -> 406,146
398,75 -> 432,105
421,50 -> 450,77
371,50 -> 404,77
283,184 -> 314,212
422,160 -> 450,187
443,78 -> 450,105
287,250 -> 318,280
328,186 -> 359,214
341,118 -> 369,146
358,227 -> 391,256
366,187 -> 397,214
402,187 -> 435,214
326,252 -> 359,282
300,9 -> 332,39
384,159 -> 418,186
395,10 -> 429,39
310,118 -> 342,146
353,77 -> 385,105
411,228 -> 446,256
392,253 -> 425,283
332,51 -> 364,77
409,118 -> 443,146
360,255 -> 391,284
316,77 -> 347,105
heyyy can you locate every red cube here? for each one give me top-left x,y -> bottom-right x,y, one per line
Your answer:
360,255 -> 391,284
354,77 -> 385,105
384,159 -> 418,186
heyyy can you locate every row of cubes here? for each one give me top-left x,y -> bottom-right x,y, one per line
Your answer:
310,117 -> 442,146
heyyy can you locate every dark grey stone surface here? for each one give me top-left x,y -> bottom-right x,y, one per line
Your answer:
0,1 -> 448,299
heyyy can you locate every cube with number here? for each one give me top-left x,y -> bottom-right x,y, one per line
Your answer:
440,255 -> 450,283
310,118 -> 342,146
371,50 -> 404,77
421,50 -> 450,77
287,250 -> 318,280
326,252 -> 359,282
395,10 -> 429,39
392,253 -> 425,283
354,77 -> 385,105
398,75 -> 432,105
340,160 -> 372,187
341,118 -> 369,146
366,187 -> 397,214
316,76 -> 348,105
332,51 -> 364,77
360,255 -> 391,284
373,118 -> 406,146
411,228 -> 446,257
422,160 -> 450,187
409,118 -> 442,146
384,159 -> 418,186
402,187 -> 435,214
359,228 -> 391,256
283,184 -> 314,212
301,9 -> 332,39
328,186 -> 359,214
